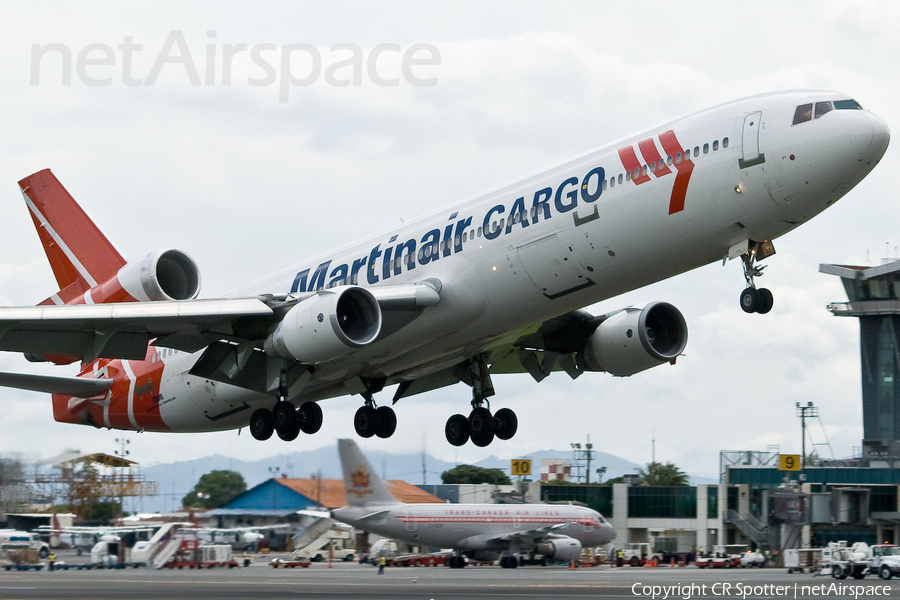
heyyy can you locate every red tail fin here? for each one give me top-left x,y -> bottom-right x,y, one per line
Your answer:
18,169 -> 126,304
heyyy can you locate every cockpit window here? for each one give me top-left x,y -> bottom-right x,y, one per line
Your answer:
815,101 -> 833,119
793,103 -> 812,125
834,99 -> 863,110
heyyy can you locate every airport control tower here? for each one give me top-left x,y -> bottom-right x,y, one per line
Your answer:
822,260 -> 900,457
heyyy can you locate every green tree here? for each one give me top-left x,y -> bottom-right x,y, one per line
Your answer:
637,461 -> 689,486
441,465 -> 511,485
182,470 -> 247,509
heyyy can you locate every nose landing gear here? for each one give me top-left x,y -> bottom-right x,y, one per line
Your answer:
738,241 -> 775,314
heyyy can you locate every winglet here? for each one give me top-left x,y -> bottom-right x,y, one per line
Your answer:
337,439 -> 398,507
18,169 -> 126,296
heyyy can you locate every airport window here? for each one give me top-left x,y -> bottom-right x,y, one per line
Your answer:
815,101 -> 833,119
713,140 -> 719,151
834,99 -> 862,110
722,137 -> 729,148
703,143 -> 709,154
693,146 -> 699,157
628,486 -> 697,519
617,174 -> 623,185
793,103 -> 813,125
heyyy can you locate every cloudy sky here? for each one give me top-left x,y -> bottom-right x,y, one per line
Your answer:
0,1 -> 896,481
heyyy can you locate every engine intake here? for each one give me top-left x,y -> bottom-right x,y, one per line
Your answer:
579,301 -> 687,376
264,286 -> 383,363
535,537 -> 583,562
90,249 -> 201,303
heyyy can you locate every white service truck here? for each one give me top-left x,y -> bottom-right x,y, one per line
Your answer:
825,541 -> 871,579
868,545 -> 900,580
0,530 -> 49,558
292,530 -> 354,562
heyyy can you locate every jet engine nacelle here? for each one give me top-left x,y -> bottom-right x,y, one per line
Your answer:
534,537 -> 583,562
579,301 -> 687,377
88,249 -> 201,303
264,286 -> 383,363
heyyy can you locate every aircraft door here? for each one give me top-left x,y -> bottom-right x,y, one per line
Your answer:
739,111 -> 766,168
403,507 -> 416,532
516,234 -> 593,299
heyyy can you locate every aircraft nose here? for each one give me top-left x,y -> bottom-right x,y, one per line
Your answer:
848,110 -> 890,160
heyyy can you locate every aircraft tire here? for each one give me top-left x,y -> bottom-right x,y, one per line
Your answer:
354,406 -> 378,438
445,414 -> 470,446
298,402 -> 323,434
274,406 -> 300,441
740,288 -> 761,313
249,409 -> 274,441
469,407 -> 494,447
756,288 -> 774,314
493,408 -> 518,440
375,406 -> 397,438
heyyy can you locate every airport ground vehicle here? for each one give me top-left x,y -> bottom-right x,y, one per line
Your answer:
0,530 -> 50,558
740,550 -> 766,567
291,529 -> 354,562
696,545 -> 742,568
1,548 -> 44,571
825,541 -> 871,579
870,545 -> 900,580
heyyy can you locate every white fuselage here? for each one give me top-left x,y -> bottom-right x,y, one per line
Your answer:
332,502 -> 615,551
92,90 -> 888,432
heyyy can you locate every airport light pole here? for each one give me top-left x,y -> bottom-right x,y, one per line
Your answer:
796,401 -> 818,468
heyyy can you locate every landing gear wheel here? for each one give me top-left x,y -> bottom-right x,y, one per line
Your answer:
249,409 -> 274,441
354,405 -> 378,438
469,407 -> 494,447
375,406 -> 397,438
448,555 -> 466,569
273,403 -> 300,441
445,414 -> 470,446
298,402 -> 323,434
740,287 -> 761,313
500,556 -> 517,568
756,287 -> 774,314
493,408 -> 518,440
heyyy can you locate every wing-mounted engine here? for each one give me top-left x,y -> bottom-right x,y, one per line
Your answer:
264,286 -> 382,363
578,301 -> 687,376
534,537 -> 583,562
84,249 -> 201,304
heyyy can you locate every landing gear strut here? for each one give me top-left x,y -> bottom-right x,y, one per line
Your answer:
249,401 -> 323,442
354,379 -> 397,439
739,241 -> 775,314
445,354 -> 518,447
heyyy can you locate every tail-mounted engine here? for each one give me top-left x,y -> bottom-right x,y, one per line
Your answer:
264,286 -> 383,363
579,301 -> 687,376
83,249 -> 201,304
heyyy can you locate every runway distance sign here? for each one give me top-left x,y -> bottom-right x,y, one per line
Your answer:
511,459 -> 532,476
778,454 -> 801,471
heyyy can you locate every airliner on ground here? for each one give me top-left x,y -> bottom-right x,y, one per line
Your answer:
331,438 -> 615,567
0,90 -> 889,446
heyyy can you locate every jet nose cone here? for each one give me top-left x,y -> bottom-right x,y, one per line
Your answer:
848,110 -> 890,161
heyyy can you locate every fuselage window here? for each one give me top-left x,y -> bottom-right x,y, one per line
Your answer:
602,178 -> 608,191
625,170 -> 632,182
675,152 -> 682,164
609,177 -> 615,188
703,143 -> 709,154
693,146 -> 699,157
649,160 -> 656,172
723,137 -> 729,148
617,174 -> 623,185
793,103 -> 813,125
815,101 -> 833,119
641,165 -> 648,177
713,140 -> 719,151
666,155 -> 673,166
477,227 -> 482,237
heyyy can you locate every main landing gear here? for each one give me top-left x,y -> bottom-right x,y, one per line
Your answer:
353,378 -> 397,439
445,354 -> 518,447
249,400 -> 323,442
738,242 -> 774,315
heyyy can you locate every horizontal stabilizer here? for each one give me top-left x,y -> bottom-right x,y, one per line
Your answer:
0,370 -> 113,397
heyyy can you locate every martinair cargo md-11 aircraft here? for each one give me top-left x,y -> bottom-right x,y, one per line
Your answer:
0,91 -> 889,447
332,438 -> 617,568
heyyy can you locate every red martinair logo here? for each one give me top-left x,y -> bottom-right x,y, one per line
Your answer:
618,130 -> 694,215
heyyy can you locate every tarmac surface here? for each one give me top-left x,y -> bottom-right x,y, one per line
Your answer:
2,554 -> 899,600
